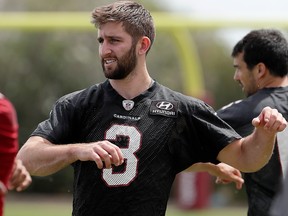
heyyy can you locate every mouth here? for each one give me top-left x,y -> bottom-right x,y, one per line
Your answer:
104,58 -> 117,65
237,81 -> 243,88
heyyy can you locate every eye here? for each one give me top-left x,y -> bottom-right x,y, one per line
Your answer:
110,38 -> 119,43
97,37 -> 104,44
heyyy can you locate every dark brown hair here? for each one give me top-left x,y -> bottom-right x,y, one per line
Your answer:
91,1 -> 155,53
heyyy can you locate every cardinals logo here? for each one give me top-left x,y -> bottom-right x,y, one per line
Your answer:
122,100 -> 134,111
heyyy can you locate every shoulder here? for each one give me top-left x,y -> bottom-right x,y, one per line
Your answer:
152,84 -> 217,120
155,83 -> 206,105
216,90 -> 276,134
218,89 -> 282,116
217,89 -> 273,115
217,99 -> 244,114
55,83 -> 104,109
217,96 -> 260,124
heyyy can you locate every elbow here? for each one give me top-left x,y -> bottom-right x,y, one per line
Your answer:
239,153 -> 272,173
242,159 -> 270,173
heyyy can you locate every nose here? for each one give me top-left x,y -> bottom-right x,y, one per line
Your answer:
233,70 -> 239,81
99,41 -> 112,56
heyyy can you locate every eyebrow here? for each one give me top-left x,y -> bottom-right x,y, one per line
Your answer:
98,35 -> 123,41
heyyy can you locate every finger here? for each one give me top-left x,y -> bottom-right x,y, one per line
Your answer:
93,145 -> 115,169
215,178 -> 223,185
235,180 -> 244,190
264,112 -> 287,132
11,172 -> 32,191
215,170 -> 244,189
15,176 -> 32,192
8,163 -> 24,190
101,142 -> 124,166
233,176 -> 244,190
270,115 -> 287,132
263,108 -> 278,129
215,177 -> 231,184
252,107 -> 287,133
252,117 -> 261,127
91,151 -> 105,169
102,152 -> 112,169
113,144 -> 124,165
278,120 -> 288,131
8,172 -> 25,190
252,106 -> 271,127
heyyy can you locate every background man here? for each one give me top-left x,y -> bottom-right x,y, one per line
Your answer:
216,28 -> 288,216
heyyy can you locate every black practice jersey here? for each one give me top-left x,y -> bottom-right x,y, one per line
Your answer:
270,169 -> 288,216
32,80 -> 240,216
217,87 -> 288,216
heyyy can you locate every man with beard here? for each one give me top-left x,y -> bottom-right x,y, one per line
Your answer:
16,2 -> 287,216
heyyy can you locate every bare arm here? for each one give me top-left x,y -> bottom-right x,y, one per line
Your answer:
218,107 -> 287,172
184,107 -> 286,189
186,162 -> 244,190
17,136 -> 124,176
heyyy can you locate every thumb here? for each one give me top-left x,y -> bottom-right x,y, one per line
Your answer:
252,117 -> 261,127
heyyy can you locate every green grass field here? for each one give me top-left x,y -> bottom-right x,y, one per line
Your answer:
4,195 -> 247,216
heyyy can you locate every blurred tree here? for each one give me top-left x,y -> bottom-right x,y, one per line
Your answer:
192,30 -> 244,109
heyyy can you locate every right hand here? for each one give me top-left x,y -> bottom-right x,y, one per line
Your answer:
8,159 -> 32,192
75,140 -> 124,169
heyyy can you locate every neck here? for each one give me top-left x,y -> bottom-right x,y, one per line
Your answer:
109,69 -> 153,99
262,75 -> 288,88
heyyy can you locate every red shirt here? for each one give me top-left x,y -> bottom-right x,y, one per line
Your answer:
0,94 -> 18,216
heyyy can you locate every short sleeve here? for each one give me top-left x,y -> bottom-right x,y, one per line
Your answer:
170,99 -> 241,172
31,96 -> 77,144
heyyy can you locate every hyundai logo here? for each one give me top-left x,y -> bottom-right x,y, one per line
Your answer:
156,101 -> 174,110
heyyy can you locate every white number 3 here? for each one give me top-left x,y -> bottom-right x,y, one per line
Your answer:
103,124 -> 141,186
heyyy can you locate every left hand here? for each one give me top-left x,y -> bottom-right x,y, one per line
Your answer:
252,106 -> 287,132
214,163 -> 244,190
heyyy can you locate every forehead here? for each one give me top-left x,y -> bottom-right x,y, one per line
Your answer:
233,52 -> 245,64
97,22 -> 130,38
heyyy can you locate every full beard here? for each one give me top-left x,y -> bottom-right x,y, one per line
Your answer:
102,45 -> 137,80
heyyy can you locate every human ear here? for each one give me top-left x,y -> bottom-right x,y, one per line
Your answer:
256,63 -> 267,78
138,36 -> 151,55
